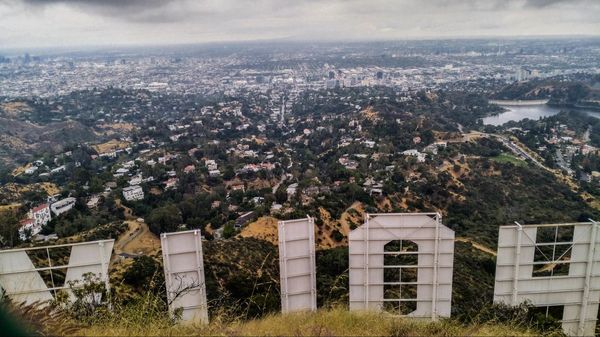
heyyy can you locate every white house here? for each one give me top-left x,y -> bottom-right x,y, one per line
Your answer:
50,197 -> 77,216
363,140 -> 376,148
115,167 -> 129,174
19,203 -> 52,240
163,178 -> 179,190
423,141 -> 448,155
270,203 -> 283,213
50,165 -> 66,174
286,183 -> 298,196
401,149 -> 427,163
28,203 -> 52,227
87,195 -> 101,209
19,219 -> 37,241
123,185 -> 144,201
129,175 -> 143,186
25,166 -> 38,175
206,160 -> 218,171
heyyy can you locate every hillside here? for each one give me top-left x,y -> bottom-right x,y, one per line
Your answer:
0,117 -> 98,167
238,137 -> 598,250
492,75 -> 600,110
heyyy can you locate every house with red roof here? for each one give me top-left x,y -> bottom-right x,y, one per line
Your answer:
19,203 -> 51,240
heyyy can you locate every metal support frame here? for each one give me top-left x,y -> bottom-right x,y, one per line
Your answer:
278,216 -> 317,313
161,233 -> 173,310
364,213 -> 370,310
46,247 -> 56,298
512,222 -> 523,305
280,220 -> 289,312
432,213 -> 440,320
307,215 -> 317,311
578,220 -> 598,335
98,241 -> 111,308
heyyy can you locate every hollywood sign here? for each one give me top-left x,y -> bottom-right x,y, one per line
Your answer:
349,213 -> 454,319
0,240 -> 113,306
494,222 -> 600,336
278,217 -> 317,313
161,230 -> 209,323
1,214 -> 598,336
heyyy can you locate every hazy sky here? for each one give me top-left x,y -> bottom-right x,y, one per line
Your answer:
1,0 -> 599,49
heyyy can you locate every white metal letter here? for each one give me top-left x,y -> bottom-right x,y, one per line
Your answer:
278,216 -> 317,313
349,213 -> 454,319
160,229 -> 209,323
494,221 -> 600,336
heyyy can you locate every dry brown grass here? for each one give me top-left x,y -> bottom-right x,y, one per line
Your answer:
71,307 -> 538,337
581,191 -> 600,212
306,203 -> 365,249
0,203 -> 21,212
114,220 -> 160,257
40,182 -> 60,195
239,216 -> 279,244
360,106 -> 380,121
92,139 -> 130,154
455,237 -> 497,256
0,101 -> 32,117
11,163 -> 30,176
98,123 -> 136,132
0,182 -> 60,201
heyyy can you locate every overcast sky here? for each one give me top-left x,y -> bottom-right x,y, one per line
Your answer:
1,0 -> 599,49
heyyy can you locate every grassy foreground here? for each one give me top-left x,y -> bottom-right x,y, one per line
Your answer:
75,308 -> 538,336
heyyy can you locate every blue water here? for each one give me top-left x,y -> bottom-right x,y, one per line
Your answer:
482,105 -> 600,126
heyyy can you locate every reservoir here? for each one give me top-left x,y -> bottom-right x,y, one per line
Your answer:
482,103 -> 600,126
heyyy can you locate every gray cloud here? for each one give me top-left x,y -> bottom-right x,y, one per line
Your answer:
524,0 -> 574,8
23,0 -> 163,5
0,0 -> 598,49
21,0 -> 188,22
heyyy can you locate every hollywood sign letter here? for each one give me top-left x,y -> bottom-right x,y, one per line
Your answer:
0,239 -> 113,306
494,221 -> 600,336
278,217 -> 317,313
161,229 -> 209,323
349,213 -> 454,319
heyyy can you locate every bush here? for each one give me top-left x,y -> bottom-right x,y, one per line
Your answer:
460,302 -> 563,335
123,256 -> 165,295
52,273 -> 110,323
331,229 -> 344,242
147,204 -> 182,235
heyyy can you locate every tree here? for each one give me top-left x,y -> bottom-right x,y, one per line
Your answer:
89,177 -> 104,194
331,229 -> 344,242
123,256 -> 164,292
223,165 -> 235,180
21,190 -> 48,205
275,188 -> 288,204
147,204 -> 182,235
222,222 -> 235,239
0,211 -> 20,247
